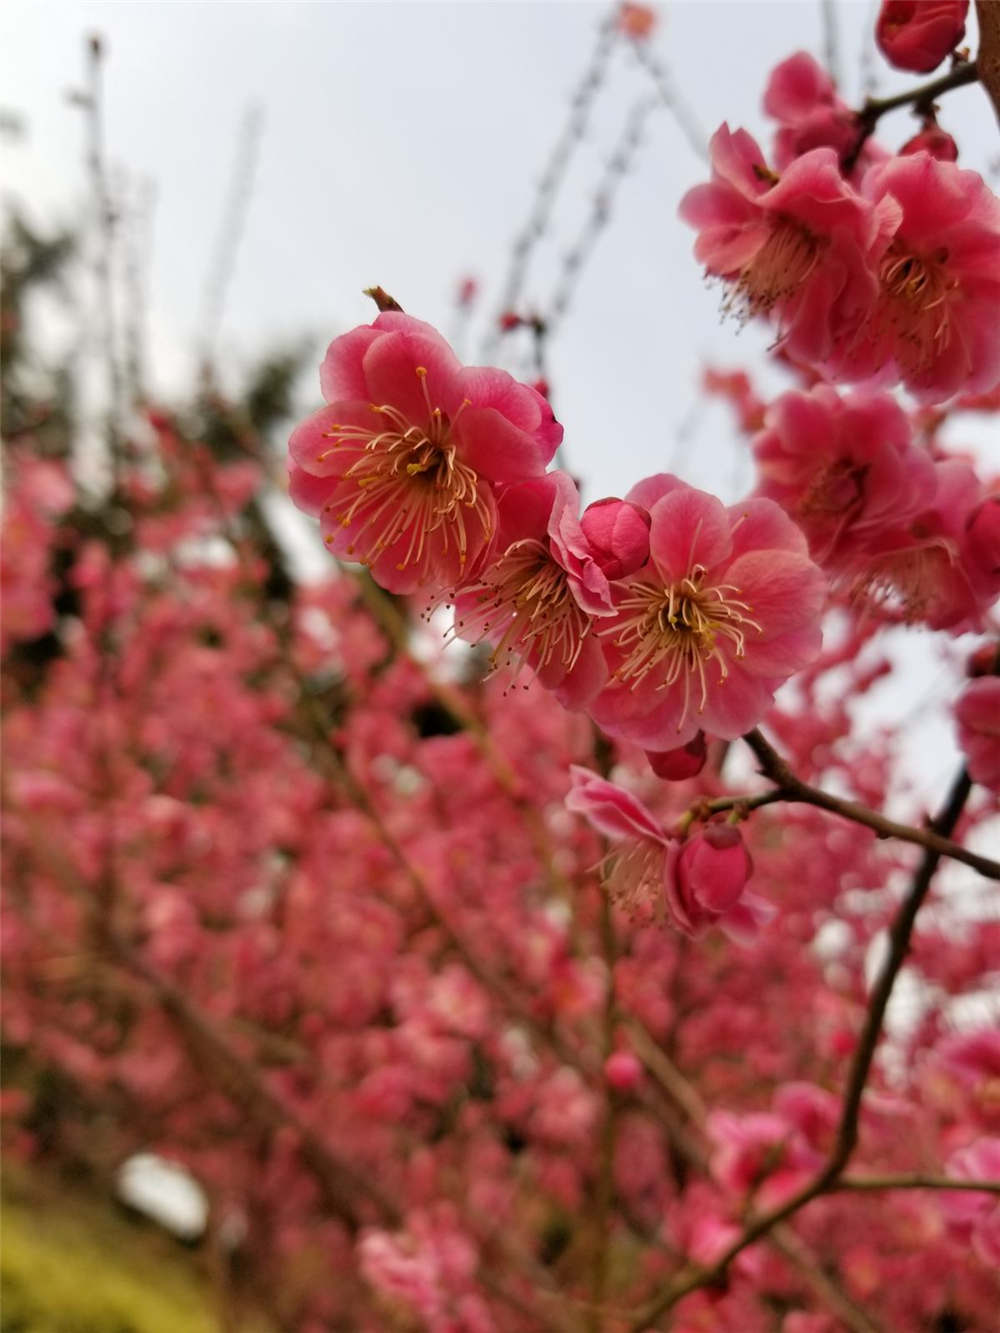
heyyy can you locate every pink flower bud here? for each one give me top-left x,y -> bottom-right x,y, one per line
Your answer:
617,2 -> 656,40
876,0 -> 968,74
604,1050 -> 643,1091
645,731 -> 708,780
676,824 -> 753,916
901,124 -> 959,161
498,311 -> 522,331
580,497 -> 651,579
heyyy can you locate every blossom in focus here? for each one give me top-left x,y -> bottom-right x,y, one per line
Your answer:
680,126 -> 898,367
876,0 -> 968,73
451,472 -> 609,708
590,476 -> 826,749
287,313 -> 561,595
956,677 -> 1000,790
579,497 -> 651,580
565,767 -> 768,936
668,823 -> 772,941
827,153 -> 1000,402
752,386 -> 936,573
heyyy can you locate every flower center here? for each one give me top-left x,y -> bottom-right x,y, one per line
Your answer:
853,539 -> 953,622
877,243 -> 956,373
600,567 -> 761,727
455,539 -> 591,679
605,841 -> 665,921
318,367 -> 494,579
724,216 -> 823,322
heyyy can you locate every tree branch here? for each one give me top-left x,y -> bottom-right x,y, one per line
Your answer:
843,58 -> 980,169
835,1174 -> 1000,1195
742,729 -> 997,880
628,763 -> 974,1328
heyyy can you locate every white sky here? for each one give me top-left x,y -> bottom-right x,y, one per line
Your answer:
2,1 -> 998,804
3,0 -> 996,504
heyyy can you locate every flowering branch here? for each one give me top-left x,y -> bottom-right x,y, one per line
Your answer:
628,763 -> 974,1327
741,728 -> 999,880
843,57 -> 980,169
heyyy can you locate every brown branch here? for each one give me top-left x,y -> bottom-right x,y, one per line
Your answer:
975,0 -> 1000,125
835,1174 -> 1000,1195
628,763 -> 974,1328
843,58 -> 980,170
742,729 -> 997,880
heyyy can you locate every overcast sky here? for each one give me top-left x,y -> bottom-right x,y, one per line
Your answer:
3,1 -> 998,805
4,0 -> 996,500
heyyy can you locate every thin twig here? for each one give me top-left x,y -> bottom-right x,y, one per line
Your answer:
742,729 -> 998,880
843,59 -> 980,169
835,1174 -> 1000,1195
482,10 -> 619,359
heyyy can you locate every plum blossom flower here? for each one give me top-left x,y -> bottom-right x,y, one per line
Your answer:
707,1108 -> 821,1208
451,472 -> 611,708
287,313 -> 561,595
827,154 -> 1000,401
680,126 -> 898,366
956,678 -> 1000,790
565,767 -> 770,937
852,461 -> 1000,630
590,476 -> 826,749
579,497 -> 651,580
763,51 -> 886,176
876,0 -> 968,73
752,385 -> 937,574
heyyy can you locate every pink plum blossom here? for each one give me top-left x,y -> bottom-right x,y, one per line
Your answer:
763,51 -> 886,176
565,767 -> 770,937
707,1108 -> 821,1208
451,472 -> 610,708
827,153 -> 1000,401
752,385 -> 936,574
590,476 -> 827,749
578,497 -> 651,580
876,0 -> 968,73
287,313 -> 561,595
680,126 -> 898,366
853,461 -> 1000,629
956,677 -> 1000,790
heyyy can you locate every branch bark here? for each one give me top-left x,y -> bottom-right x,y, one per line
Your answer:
742,729 -> 997,880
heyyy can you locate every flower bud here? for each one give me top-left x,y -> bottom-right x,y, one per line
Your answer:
901,124 -> 959,161
676,824 -> 753,915
580,498 -> 651,579
645,731 -> 708,780
604,1050 -> 643,1091
875,0 -> 968,74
